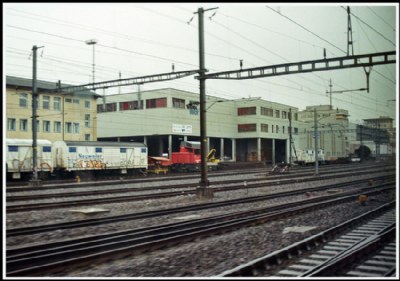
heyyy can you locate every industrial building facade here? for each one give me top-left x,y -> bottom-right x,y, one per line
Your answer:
6,75 -> 393,164
95,88 -> 302,164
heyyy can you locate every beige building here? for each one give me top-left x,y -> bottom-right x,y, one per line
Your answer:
5,76 -> 100,142
296,105 -> 350,161
361,116 -> 396,157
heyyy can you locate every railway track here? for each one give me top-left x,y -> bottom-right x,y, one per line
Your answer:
6,162 -> 390,191
218,203 -> 396,278
6,185 -> 395,276
6,167 -> 394,212
7,177 -> 395,237
5,166 -> 394,215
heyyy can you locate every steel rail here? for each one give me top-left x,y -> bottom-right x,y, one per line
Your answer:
6,187 -> 395,276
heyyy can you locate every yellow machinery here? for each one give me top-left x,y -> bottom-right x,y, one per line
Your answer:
206,149 -> 220,163
206,149 -> 220,171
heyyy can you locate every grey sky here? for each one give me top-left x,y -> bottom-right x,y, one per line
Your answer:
4,2 -> 398,125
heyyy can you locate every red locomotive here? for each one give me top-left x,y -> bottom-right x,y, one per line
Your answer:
148,141 -> 219,173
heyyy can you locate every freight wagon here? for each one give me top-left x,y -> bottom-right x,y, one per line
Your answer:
6,138 -> 53,180
6,139 -> 148,180
293,149 -> 326,166
52,140 -> 148,177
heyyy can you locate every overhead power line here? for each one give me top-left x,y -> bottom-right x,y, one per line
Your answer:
367,7 -> 395,32
266,6 -> 347,55
342,6 -> 395,47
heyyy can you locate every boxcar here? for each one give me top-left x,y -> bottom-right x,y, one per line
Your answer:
6,138 -> 53,180
52,140 -> 148,176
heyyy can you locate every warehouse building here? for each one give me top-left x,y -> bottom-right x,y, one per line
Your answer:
96,88 -> 302,164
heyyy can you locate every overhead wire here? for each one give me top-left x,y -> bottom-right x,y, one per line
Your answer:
211,7 -> 394,115
366,6 -> 396,32
5,5 -> 395,121
266,6 -> 347,55
6,7 -> 238,62
342,6 -> 395,47
263,5 -> 395,113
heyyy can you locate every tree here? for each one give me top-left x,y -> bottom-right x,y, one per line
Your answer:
355,145 -> 371,160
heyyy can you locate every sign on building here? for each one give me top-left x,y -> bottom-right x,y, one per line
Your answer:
172,124 -> 193,134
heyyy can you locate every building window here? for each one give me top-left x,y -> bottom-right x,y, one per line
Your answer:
294,113 -> 298,121
275,110 -> 280,118
65,122 -> 72,133
146,97 -> 167,109
238,107 -> 256,116
276,125 -> 279,133
73,98 -> 80,104
54,97 -> 61,111
97,103 -> 117,112
85,134 -> 91,141
42,96 -> 50,109
172,98 -> 185,109
85,100 -> 90,108
54,121 -> 61,133
238,123 -> 257,133
261,107 -> 273,117
119,100 -> 142,110
261,123 -> 268,132
20,119 -> 28,131
73,123 -> 80,134
8,118 -> 16,131
134,100 -> 143,109
19,93 -> 28,108
106,103 -> 117,112
120,101 -> 132,111
65,98 -> 72,103
85,114 -> 90,128
294,128 -> 298,134
282,111 -> 287,119
43,120 -> 51,132
97,104 -> 105,113
283,126 -> 285,134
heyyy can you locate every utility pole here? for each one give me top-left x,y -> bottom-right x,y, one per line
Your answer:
31,45 -> 43,185
328,79 -> 332,109
57,80 -> 64,141
196,7 -> 217,197
314,108 -> 319,176
375,120 -> 380,161
198,7 -> 208,189
289,108 -> 292,165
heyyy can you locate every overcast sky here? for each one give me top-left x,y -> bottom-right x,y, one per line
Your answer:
4,2 -> 398,125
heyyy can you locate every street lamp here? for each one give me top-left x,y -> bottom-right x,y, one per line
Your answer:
85,39 -> 97,85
